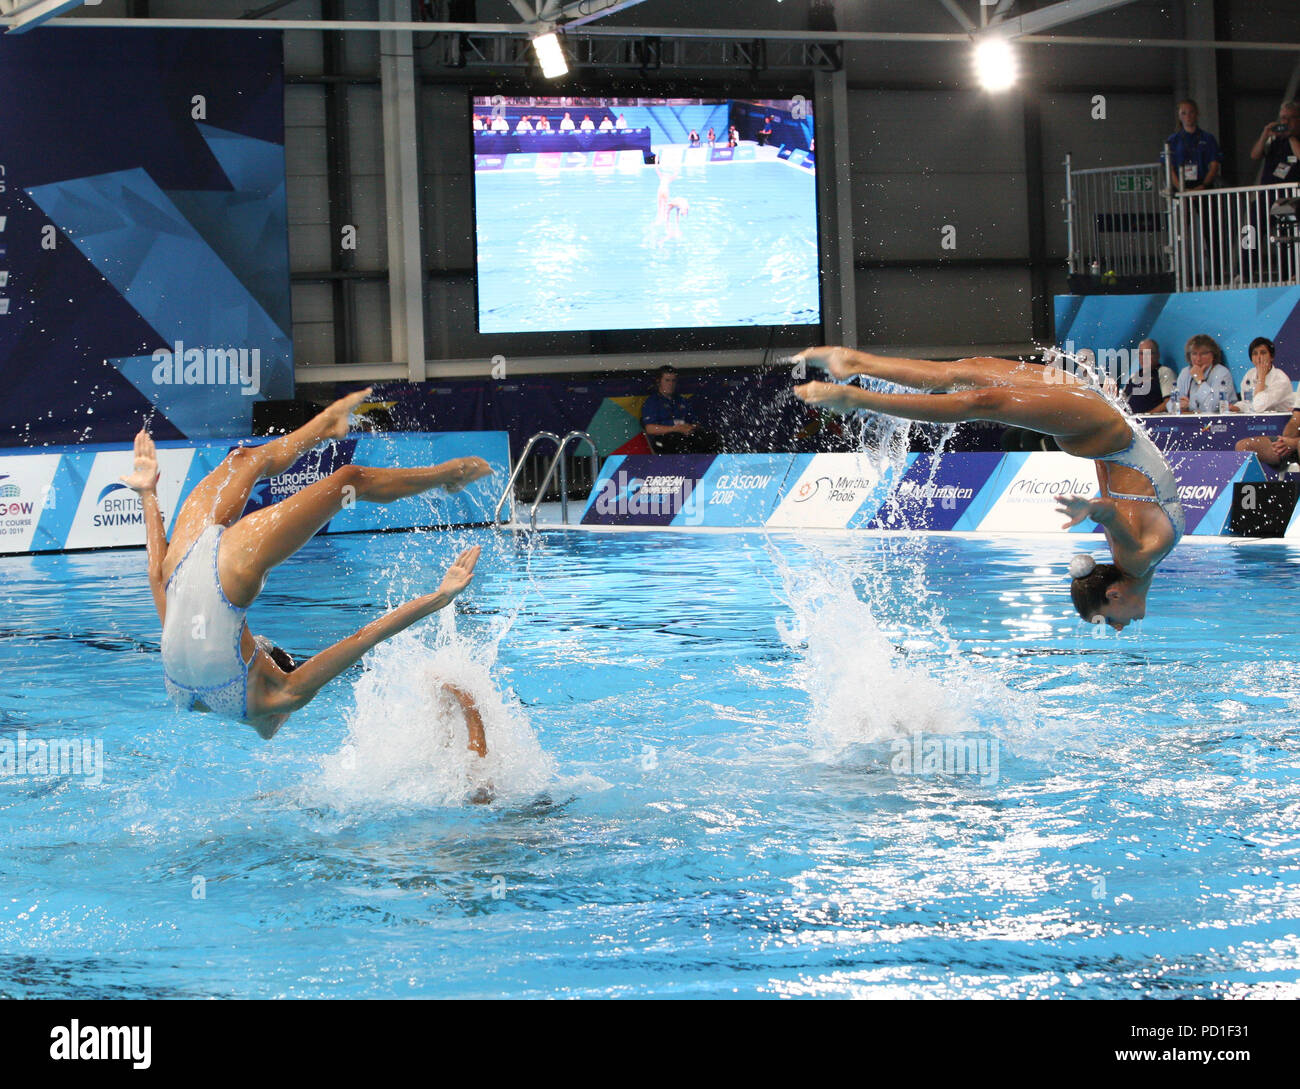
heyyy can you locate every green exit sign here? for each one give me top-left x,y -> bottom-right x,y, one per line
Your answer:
1114,174 -> 1155,193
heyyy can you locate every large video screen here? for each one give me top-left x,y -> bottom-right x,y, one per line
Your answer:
471,95 -> 820,334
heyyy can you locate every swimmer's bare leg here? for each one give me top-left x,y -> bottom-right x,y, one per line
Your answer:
166,387 -> 373,576
220,458 -> 492,604
794,380 -> 1117,448
793,347 -> 1039,392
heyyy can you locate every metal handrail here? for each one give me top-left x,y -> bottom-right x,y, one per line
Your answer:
492,431 -> 561,525
528,430 -> 599,530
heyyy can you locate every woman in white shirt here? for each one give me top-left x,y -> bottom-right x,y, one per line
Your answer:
1229,336 -> 1295,413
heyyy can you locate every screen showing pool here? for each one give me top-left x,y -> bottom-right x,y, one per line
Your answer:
472,95 -> 821,334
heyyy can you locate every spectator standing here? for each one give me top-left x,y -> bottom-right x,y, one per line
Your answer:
1250,100 -> 1300,184
1167,99 -> 1224,285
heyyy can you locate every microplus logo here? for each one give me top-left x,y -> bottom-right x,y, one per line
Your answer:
1009,477 -> 1093,497
151,341 -> 261,396
50,1021 -> 150,1070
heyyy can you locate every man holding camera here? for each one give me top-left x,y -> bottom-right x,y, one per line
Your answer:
1250,101 -> 1300,184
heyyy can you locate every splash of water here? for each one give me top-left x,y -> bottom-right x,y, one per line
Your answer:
307,610 -> 557,810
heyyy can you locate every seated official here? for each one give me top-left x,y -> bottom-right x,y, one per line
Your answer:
1170,333 -> 1237,413
1122,338 -> 1177,414
598,116 -> 615,132
1236,406 -> 1300,468
641,365 -> 722,455
1229,336 -> 1295,413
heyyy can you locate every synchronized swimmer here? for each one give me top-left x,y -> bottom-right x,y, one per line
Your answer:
792,346 -> 1185,631
122,348 -> 1182,745
121,388 -> 493,739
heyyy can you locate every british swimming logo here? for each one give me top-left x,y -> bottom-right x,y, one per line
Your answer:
93,483 -> 144,528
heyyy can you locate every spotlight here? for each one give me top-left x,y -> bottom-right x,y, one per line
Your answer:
532,30 -> 568,80
973,37 -> 1018,92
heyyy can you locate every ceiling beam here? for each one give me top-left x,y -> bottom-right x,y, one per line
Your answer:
2,0 -> 92,35
934,0 -> 976,35
984,0 -> 1142,40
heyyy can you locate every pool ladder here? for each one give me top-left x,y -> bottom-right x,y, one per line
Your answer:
493,430 -> 599,530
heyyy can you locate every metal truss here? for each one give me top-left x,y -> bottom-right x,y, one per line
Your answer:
439,32 -> 841,72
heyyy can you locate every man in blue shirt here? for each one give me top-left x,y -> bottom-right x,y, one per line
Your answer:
1166,99 -> 1222,192
1171,334 -> 1237,413
641,366 -> 721,453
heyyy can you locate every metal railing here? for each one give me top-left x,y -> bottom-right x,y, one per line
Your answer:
1173,181 -> 1300,292
492,431 -> 560,526
1065,152 -> 1300,293
527,431 -> 598,531
492,430 -> 599,530
1065,153 -> 1173,280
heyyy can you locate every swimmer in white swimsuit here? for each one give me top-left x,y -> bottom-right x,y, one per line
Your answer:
119,391 -> 492,737
791,347 -> 1185,631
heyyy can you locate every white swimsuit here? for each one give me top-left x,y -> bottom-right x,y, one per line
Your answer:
1096,422 -> 1186,544
161,525 -> 259,720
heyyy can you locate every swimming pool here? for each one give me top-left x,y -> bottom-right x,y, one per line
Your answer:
2,527 -> 1299,998
474,160 -> 820,332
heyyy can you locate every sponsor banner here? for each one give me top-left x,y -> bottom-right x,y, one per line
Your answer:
503,153 -> 537,172
1168,451 -> 1266,534
976,453 -> 1101,533
64,447 -> 194,550
327,433 -> 504,531
563,151 -> 590,169
0,454 -> 60,552
0,432 -> 507,554
537,152 -> 563,171
581,454 -> 715,527
239,440 -> 356,519
709,147 -> 734,162
735,145 -> 757,161
767,453 -> 892,529
686,454 -> 795,527
571,450 -> 1268,536
617,149 -> 644,172
474,155 -> 505,171
868,453 -> 1004,531
1288,491 -> 1300,537
592,151 -> 616,170
777,146 -> 794,161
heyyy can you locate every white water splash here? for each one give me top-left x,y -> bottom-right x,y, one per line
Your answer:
771,544 -> 1037,761
308,610 -> 557,810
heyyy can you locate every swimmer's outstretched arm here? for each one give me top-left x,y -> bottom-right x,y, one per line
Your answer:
278,546 -> 481,714
121,428 -> 168,621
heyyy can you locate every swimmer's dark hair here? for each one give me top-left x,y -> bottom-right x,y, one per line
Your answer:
1070,562 -> 1124,621
267,645 -> 297,673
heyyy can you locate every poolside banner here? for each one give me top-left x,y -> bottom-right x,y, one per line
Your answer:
0,30 -> 293,448
579,451 -> 1276,538
0,431 -> 509,555
581,454 -> 714,527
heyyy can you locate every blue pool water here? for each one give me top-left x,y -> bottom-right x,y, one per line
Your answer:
2,527 -> 1299,998
475,159 -> 820,332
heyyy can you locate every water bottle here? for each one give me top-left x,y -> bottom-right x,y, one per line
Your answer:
1168,392 -> 1181,415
